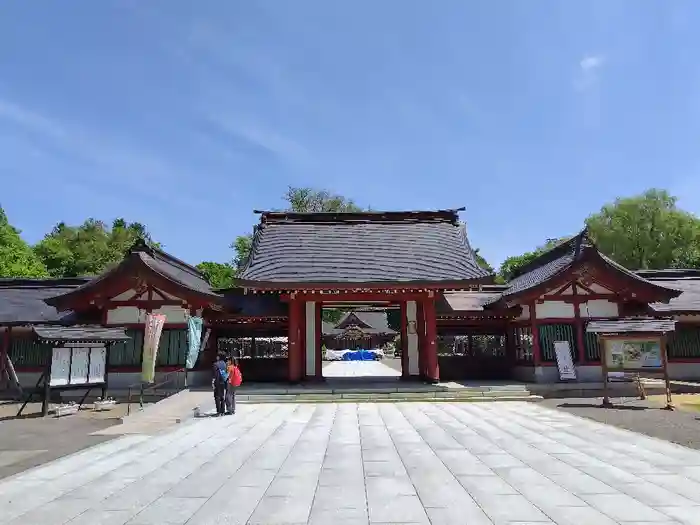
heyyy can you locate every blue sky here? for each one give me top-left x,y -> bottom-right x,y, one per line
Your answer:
1,1 -> 698,269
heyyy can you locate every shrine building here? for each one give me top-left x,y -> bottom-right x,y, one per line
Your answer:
2,208 -> 700,389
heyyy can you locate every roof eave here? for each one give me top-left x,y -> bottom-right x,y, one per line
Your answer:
234,276 -> 494,291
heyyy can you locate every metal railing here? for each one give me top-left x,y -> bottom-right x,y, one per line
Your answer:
126,368 -> 186,415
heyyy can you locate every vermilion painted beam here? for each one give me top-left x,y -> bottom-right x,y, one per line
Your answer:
105,300 -> 186,308
572,283 -> 587,364
280,292 -> 435,303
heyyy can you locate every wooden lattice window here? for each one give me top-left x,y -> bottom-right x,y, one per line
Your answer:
538,323 -> 578,363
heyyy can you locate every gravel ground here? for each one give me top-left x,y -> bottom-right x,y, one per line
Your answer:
0,401 -> 143,479
541,396 -> 700,450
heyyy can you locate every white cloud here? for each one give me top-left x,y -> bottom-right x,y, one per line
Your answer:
580,55 -> 605,72
575,54 -> 606,92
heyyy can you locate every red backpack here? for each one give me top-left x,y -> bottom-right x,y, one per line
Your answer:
230,366 -> 243,387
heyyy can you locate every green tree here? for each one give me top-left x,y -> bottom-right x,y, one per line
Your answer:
232,186 -> 364,271
0,207 -> 49,277
497,237 -> 571,282
586,189 -> 700,270
196,261 -> 236,289
34,218 -> 157,277
473,248 -> 494,273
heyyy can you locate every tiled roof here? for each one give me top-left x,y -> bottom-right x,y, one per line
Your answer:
33,325 -> 131,342
503,230 -> 676,301
45,241 -> 222,309
586,318 -> 676,334
638,270 -> 700,313
138,243 -> 216,297
0,279 -> 95,325
323,310 -> 396,335
238,210 -> 491,285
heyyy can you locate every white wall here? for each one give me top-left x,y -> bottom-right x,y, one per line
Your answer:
305,301 -> 316,377
535,301 -> 575,319
579,300 -> 619,318
105,305 -> 188,324
406,301 -> 419,376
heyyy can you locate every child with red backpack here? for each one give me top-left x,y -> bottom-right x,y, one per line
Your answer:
225,356 -> 243,415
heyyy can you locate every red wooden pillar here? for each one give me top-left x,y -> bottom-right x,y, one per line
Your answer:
423,299 -> 439,383
400,301 -> 409,378
288,299 -> 303,382
416,302 -> 427,379
572,285 -> 587,364
315,303 -> 323,380
530,302 -> 542,367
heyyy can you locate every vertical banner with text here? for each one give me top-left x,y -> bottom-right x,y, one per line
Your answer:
186,316 -> 204,370
142,313 -> 166,383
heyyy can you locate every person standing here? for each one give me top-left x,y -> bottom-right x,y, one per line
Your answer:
225,356 -> 243,415
212,352 -> 229,416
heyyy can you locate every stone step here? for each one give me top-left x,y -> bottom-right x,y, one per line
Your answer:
238,392 -> 541,404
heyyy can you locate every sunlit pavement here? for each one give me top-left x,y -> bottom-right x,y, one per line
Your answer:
323,360 -> 401,378
2,402 -> 700,524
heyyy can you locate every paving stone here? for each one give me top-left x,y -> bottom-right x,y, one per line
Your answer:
65,510 -> 134,525
247,495 -> 314,524
5,402 -> 700,525
368,494 -> 429,523
126,497 -> 207,524
424,505 -> 493,525
581,493 -> 675,522
469,493 -> 552,524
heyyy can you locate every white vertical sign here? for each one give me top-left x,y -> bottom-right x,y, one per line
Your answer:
406,301 -> 419,375
553,341 -> 577,380
305,301 -> 316,377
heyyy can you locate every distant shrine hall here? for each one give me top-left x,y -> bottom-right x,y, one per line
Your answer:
2,208 -> 700,390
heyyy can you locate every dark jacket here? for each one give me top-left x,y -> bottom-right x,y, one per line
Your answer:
212,359 -> 227,386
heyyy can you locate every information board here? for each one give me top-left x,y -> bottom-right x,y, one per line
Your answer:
553,341 -> 577,380
49,344 -> 108,386
50,347 -> 71,386
605,339 -> 662,370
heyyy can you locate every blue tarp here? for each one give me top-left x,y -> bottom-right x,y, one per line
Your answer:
342,350 -> 377,361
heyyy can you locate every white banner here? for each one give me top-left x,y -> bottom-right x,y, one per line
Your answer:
142,313 -> 166,383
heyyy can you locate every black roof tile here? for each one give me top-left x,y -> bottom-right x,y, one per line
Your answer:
323,310 -> 396,335
238,210 -> 491,285
0,279 -> 95,325
639,271 -> 700,313
503,230 -> 673,300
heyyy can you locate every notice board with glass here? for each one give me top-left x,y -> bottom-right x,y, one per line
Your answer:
598,334 -> 673,410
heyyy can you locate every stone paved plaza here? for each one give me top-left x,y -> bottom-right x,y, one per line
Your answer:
2,402 -> 700,525
322,360 -> 401,378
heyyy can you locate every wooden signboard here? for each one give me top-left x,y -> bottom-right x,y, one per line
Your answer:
599,335 -> 673,410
